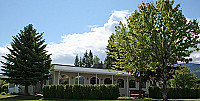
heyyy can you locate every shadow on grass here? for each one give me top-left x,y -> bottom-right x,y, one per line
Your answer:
0,95 -> 42,100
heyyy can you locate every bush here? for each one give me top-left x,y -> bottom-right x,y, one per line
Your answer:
149,86 -> 200,99
43,84 -> 119,100
149,86 -> 162,99
1,84 -> 8,93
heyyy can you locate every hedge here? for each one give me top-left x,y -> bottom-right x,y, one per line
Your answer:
43,84 -> 120,100
149,86 -> 200,99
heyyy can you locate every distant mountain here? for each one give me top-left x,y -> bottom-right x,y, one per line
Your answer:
181,63 -> 200,79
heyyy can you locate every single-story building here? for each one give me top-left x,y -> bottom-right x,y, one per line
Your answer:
4,64 -> 158,96
52,64 -> 154,97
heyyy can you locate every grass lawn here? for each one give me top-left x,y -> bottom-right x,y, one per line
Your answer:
0,95 -> 200,101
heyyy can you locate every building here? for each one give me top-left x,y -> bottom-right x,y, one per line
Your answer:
52,64 -> 152,97
3,64 -> 154,96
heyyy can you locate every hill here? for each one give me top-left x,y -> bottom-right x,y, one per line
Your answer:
181,63 -> 200,79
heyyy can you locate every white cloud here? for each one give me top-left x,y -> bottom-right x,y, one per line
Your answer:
88,25 -> 99,28
0,10 -> 130,68
0,46 -> 9,71
189,51 -> 200,64
47,10 -> 130,65
1,11 -> 200,68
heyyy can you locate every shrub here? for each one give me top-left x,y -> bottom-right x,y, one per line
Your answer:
43,84 -> 119,100
149,86 -> 200,99
64,84 -> 73,99
1,92 -> 6,95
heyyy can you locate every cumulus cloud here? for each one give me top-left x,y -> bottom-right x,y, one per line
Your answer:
0,46 -> 9,70
88,25 -> 99,28
47,10 -> 130,65
0,10 -> 130,68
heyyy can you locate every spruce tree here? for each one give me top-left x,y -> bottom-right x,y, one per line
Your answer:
1,24 -> 52,95
88,50 -> 93,68
74,54 -> 79,66
79,57 -> 83,67
82,50 -> 89,67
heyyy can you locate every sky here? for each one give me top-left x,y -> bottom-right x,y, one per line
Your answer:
0,0 -> 200,67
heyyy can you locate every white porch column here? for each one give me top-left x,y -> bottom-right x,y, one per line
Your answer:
69,77 -> 71,85
53,71 -> 56,84
96,74 -> 98,84
58,71 -> 60,84
127,77 -> 129,97
112,75 -> 114,84
78,73 -> 80,85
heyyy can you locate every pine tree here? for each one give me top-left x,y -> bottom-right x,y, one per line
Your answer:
74,54 -> 79,66
1,24 -> 52,95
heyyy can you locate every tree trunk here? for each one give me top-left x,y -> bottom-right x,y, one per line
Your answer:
24,85 -> 29,95
163,67 -> 168,101
139,75 -> 142,98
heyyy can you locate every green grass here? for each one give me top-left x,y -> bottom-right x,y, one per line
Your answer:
0,95 -> 200,101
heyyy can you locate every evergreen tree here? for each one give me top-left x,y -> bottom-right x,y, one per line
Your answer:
93,55 -> 100,65
79,57 -> 83,67
88,50 -> 93,68
74,54 -> 79,66
82,50 -> 89,67
1,24 -> 52,95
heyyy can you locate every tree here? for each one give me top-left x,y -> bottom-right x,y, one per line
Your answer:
1,24 -> 52,95
173,67 -> 197,88
107,21 -> 151,98
107,0 -> 200,100
79,57 -> 83,67
88,50 -> 93,68
126,0 -> 200,100
93,55 -> 100,65
82,50 -> 89,67
74,54 -> 79,66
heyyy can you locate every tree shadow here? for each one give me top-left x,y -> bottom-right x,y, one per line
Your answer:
0,95 -> 42,100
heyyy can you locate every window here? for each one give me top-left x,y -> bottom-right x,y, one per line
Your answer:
90,77 -> 99,85
117,79 -> 124,88
104,78 -> 112,84
129,80 -> 136,88
59,75 -> 69,84
75,76 -> 84,84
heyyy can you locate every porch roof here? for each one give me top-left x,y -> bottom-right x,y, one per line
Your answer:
53,64 -> 131,76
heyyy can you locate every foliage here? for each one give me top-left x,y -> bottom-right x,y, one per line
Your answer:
149,86 -> 200,99
0,92 -> 6,95
1,24 -> 52,95
107,0 -> 200,100
82,50 -> 89,67
88,50 -> 94,67
93,55 -> 100,64
74,54 -> 79,66
43,84 -> 120,100
173,68 -> 197,88
74,50 -> 101,68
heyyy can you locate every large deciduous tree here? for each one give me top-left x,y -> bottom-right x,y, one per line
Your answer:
1,24 -> 52,95
173,67 -> 197,88
107,0 -> 200,100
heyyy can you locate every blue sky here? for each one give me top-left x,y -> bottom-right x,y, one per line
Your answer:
0,0 -> 200,65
